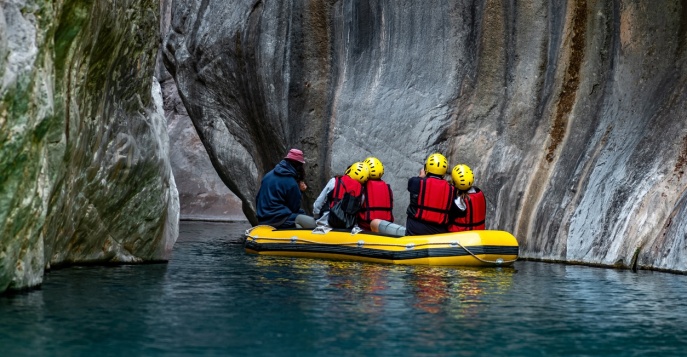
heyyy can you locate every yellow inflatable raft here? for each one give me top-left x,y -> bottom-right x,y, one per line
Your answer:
244,225 -> 519,267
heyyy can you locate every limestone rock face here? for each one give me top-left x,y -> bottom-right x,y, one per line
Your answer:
158,0 -> 244,221
0,0 -> 179,293
161,76 -> 244,221
164,1 -> 687,271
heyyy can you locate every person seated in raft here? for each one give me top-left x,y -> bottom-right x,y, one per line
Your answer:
357,157 -> 394,231
371,153 -> 455,236
448,164 -> 486,232
404,153 -> 456,235
255,148 -> 311,228
309,161 -> 369,228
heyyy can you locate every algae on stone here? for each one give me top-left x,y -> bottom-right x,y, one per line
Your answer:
0,0 -> 178,293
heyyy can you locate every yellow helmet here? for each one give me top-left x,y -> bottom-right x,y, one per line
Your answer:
424,153 -> 448,176
363,157 -> 384,180
451,164 -> 474,190
345,162 -> 370,184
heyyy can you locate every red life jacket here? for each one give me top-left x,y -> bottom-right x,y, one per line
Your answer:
410,177 -> 455,225
358,179 -> 394,228
328,175 -> 363,209
449,188 -> 486,232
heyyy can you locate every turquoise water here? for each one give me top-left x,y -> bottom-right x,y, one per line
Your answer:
2,221 -> 687,356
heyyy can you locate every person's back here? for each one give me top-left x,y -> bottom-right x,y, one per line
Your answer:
325,162 -> 368,229
405,153 -> 455,236
255,149 -> 306,228
329,175 -> 364,208
448,164 -> 486,232
358,157 -> 394,231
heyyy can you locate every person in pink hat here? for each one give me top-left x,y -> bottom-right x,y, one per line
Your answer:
255,148 -> 311,228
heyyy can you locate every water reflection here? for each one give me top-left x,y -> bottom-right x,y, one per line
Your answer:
404,266 -> 515,320
0,264 -> 169,355
4,222 -> 687,356
252,255 -> 516,318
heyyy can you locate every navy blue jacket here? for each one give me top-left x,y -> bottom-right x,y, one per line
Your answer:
256,160 -> 302,226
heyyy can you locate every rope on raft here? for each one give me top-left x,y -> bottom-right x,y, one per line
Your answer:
454,240 -> 518,265
244,227 -> 518,265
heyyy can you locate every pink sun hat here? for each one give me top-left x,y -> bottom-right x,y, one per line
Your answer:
284,148 -> 305,163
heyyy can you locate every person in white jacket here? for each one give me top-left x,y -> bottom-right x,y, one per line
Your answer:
313,177 -> 336,220
309,162 -> 369,228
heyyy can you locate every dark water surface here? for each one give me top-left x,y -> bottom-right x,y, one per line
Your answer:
2,221 -> 687,356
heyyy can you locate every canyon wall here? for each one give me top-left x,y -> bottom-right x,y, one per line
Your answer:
164,0 -> 687,272
158,0 -> 244,222
0,0 -> 178,293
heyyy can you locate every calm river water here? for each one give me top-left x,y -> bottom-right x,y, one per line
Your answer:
1,221 -> 687,356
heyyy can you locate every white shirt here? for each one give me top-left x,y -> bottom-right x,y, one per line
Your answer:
453,187 -> 478,211
313,178 -> 337,215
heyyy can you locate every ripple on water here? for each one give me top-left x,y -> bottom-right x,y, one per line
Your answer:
2,221 -> 687,356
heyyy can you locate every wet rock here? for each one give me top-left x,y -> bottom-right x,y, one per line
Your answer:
0,0 -> 178,293
164,0 -> 687,271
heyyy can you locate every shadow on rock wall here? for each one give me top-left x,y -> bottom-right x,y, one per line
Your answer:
157,0 -> 245,222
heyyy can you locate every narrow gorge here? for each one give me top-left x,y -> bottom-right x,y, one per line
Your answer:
2,0 -> 687,294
